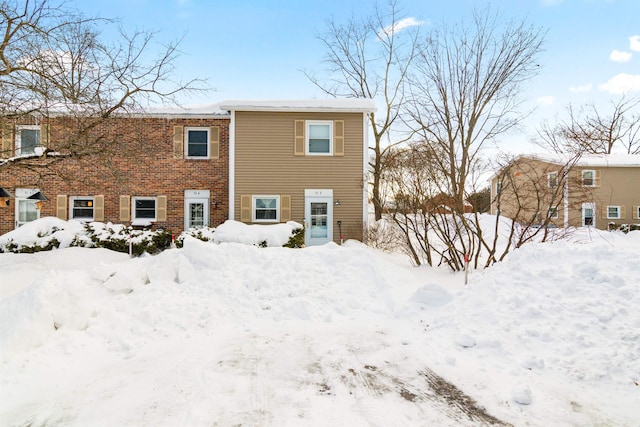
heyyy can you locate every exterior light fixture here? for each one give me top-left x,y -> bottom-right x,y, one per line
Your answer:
0,187 -> 14,207
335,200 -> 341,206
27,191 -> 48,210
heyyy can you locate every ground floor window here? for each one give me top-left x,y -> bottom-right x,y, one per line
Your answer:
252,195 -> 279,222
606,206 -> 621,219
132,197 -> 157,221
70,197 -> 95,220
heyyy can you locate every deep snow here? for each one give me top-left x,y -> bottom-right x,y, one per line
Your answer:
1,218 -> 638,426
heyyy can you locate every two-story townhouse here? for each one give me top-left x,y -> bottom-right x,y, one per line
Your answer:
220,99 -> 376,246
1,109 -> 230,235
490,154 -> 640,230
1,99 -> 377,244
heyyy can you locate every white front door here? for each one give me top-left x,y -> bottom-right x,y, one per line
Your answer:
304,189 -> 333,246
582,202 -> 595,227
184,190 -> 210,230
14,188 -> 41,228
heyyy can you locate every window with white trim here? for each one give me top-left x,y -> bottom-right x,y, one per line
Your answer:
252,195 -> 279,222
132,197 -> 157,221
70,196 -> 94,221
582,170 -> 596,187
607,206 -> 621,219
16,125 -> 40,155
185,127 -> 209,158
547,171 -> 558,188
306,121 -> 333,155
548,207 -> 558,219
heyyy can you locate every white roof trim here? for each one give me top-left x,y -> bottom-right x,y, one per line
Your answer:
219,99 -> 377,113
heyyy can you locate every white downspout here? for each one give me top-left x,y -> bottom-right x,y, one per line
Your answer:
228,110 -> 235,220
563,174 -> 569,228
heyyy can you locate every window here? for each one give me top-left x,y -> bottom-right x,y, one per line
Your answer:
252,195 -> 280,222
70,197 -> 94,220
16,125 -> 40,155
607,206 -> 621,219
496,181 -> 502,195
548,207 -> 558,219
582,170 -> 596,187
132,197 -> 157,221
185,127 -> 209,158
306,121 -> 333,155
547,172 -> 558,188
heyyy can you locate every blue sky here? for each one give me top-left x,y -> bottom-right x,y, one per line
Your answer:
68,0 -> 640,148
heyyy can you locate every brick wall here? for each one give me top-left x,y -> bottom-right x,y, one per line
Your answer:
0,115 -> 230,236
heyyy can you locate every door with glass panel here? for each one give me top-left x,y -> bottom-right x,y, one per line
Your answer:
14,188 -> 41,228
304,191 -> 333,246
582,202 -> 595,227
185,198 -> 209,229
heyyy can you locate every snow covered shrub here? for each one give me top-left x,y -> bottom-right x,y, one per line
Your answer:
283,226 -> 304,248
175,226 -> 216,248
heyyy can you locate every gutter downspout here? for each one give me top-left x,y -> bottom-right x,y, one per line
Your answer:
228,110 -> 235,220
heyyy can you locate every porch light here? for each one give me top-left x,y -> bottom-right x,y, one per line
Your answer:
27,191 -> 48,201
335,200 -> 341,206
0,187 -> 14,207
27,191 -> 48,210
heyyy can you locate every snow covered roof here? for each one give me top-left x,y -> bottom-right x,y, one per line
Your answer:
145,103 -> 230,117
219,99 -> 377,113
524,153 -> 640,168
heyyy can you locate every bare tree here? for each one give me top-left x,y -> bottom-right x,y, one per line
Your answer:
535,95 -> 640,155
387,9 -> 546,270
0,0 -> 206,172
306,0 -> 419,220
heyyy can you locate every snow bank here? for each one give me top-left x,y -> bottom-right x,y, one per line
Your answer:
1,226 -> 638,426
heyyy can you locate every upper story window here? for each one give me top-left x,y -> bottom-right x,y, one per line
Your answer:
581,170 -> 596,187
132,197 -> 157,221
306,121 -> 333,155
16,125 -> 40,155
547,171 -> 558,188
185,127 -> 210,158
70,197 -> 94,221
252,195 -> 280,222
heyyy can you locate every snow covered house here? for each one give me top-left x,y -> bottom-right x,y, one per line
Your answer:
489,154 -> 640,230
220,99 -> 376,246
0,99 -> 375,245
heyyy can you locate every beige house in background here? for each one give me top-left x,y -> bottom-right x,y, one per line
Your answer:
221,99 -> 376,245
490,154 -> 640,230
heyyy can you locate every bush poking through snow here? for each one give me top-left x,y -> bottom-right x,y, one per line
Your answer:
0,217 -> 305,254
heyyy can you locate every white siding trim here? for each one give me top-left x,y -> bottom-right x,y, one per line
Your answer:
228,110 -> 235,220
362,112 -> 369,230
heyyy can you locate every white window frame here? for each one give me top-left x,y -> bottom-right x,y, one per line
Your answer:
582,170 -> 596,187
637,205 -> 640,220
606,205 -> 621,219
185,127 -> 210,159
252,195 -> 280,223
548,207 -> 559,219
132,196 -> 157,222
69,196 -> 95,221
15,124 -> 41,156
306,121 -> 333,156
547,171 -> 558,188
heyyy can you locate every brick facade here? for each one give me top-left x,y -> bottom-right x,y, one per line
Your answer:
0,114 -> 230,235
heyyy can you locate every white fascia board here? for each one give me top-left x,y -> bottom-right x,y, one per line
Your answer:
219,99 -> 377,113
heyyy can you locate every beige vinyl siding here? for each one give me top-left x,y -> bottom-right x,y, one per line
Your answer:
233,111 -> 365,242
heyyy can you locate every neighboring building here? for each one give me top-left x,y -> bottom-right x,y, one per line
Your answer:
220,99 -> 376,246
490,154 -> 640,230
0,99 -> 376,245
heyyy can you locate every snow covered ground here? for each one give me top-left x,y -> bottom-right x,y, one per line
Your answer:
1,218 -> 638,426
